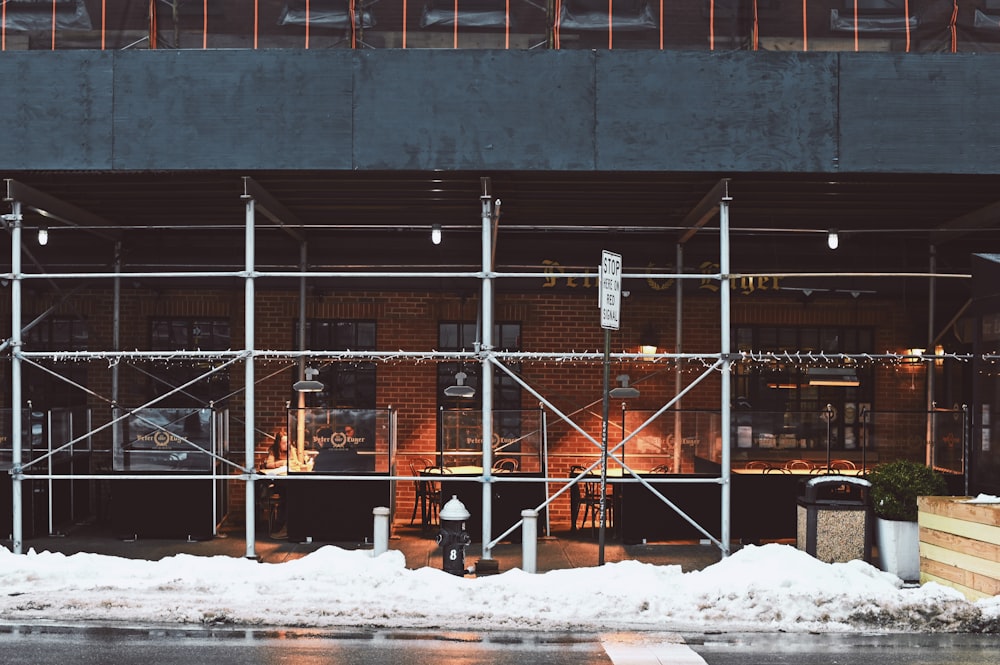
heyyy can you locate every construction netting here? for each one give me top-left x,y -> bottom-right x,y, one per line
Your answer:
1,1 -> 998,51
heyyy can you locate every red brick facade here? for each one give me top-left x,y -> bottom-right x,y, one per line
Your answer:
3,284 -> 935,529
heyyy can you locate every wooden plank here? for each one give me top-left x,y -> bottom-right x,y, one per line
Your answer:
918,496 -> 1000,527
920,542 -> 1000,579
918,512 -> 1000,547
921,558 -> 1000,599
920,527 -> 1000,564
920,571 -> 994,602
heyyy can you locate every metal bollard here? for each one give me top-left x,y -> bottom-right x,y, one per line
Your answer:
372,506 -> 390,556
521,508 -> 538,574
437,495 -> 472,576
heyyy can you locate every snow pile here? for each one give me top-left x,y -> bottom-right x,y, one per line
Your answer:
1,543 -> 997,633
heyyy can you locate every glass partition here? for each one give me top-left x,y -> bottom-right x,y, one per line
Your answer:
615,407 -> 721,473
931,405 -> 967,476
0,408 -> 46,467
438,408 -> 544,472
46,407 -> 91,461
287,407 -> 395,473
113,406 -> 222,472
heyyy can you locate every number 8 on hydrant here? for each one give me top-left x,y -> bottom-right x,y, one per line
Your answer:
437,495 -> 472,576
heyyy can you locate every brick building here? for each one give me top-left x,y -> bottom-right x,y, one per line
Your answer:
3,1 -> 1000,558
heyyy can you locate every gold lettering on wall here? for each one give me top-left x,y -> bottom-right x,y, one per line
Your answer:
645,262 -> 675,291
541,260 -> 593,288
542,259 -> 780,295
698,262 -> 781,295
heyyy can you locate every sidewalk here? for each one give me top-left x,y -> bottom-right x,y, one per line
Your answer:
10,520 -> 724,574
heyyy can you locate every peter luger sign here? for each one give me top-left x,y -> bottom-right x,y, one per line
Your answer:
541,260 -> 782,296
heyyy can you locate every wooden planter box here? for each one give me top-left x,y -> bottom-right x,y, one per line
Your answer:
917,496 -> 1000,600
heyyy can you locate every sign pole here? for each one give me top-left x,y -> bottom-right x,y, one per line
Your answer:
599,327 -> 610,565
597,249 -> 621,566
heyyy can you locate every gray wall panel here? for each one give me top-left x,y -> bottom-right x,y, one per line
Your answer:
113,50 -> 354,170
0,52 -> 114,170
354,50 -> 596,170
596,51 -> 839,172
839,54 -> 1000,174
4,50 -> 1000,175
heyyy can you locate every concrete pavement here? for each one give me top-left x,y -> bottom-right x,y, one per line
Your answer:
9,520 -> 725,574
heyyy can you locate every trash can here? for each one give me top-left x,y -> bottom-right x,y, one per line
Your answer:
796,475 -> 872,563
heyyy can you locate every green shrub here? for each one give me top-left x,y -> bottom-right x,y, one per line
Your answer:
866,459 -> 948,521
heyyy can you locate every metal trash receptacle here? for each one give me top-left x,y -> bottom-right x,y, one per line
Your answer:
796,475 -> 872,563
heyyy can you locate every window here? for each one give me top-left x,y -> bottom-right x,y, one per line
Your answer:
23,316 -> 89,410
148,318 -> 231,406
830,0 -> 917,34
437,321 -> 522,463
296,320 -> 377,409
732,325 -> 874,451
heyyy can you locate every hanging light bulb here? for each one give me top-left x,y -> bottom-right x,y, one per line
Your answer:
431,224 -> 442,245
827,229 -> 839,250
37,227 -> 48,246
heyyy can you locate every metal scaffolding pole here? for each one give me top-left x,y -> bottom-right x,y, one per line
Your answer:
927,245 -> 936,467
297,241 -> 308,460
479,179 -> 495,564
112,242 -> 122,485
243,196 -> 258,560
674,242 -> 684,473
719,189 -> 733,558
8,201 -> 24,554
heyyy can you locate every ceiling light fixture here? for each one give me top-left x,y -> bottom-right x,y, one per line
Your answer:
444,371 -> 475,398
609,374 -> 640,399
827,229 -> 839,250
293,366 -> 325,392
37,227 -> 48,246
431,224 -> 442,245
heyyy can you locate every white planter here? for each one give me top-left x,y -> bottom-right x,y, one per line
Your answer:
875,517 -> 921,582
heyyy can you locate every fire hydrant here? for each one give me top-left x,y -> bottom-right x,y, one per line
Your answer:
437,495 -> 472,576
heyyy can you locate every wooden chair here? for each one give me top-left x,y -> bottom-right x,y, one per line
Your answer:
784,459 -> 812,471
745,460 -> 771,472
409,458 -> 441,528
259,481 -> 285,538
829,459 -> 858,471
569,466 -> 613,536
492,457 -> 518,472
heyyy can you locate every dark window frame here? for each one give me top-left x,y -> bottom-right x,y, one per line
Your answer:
148,317 -> 232,406
732,325 -> 875,451
295,319 -> 377,409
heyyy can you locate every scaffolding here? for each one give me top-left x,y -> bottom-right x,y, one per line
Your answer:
2,174 -> 974,561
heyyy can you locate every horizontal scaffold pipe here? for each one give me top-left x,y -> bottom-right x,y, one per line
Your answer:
500,271 -> 720,280
17,350 -> 251,360
16,271 -> 247,280
734,271 -> 971,279
7,269 -> 972,281
12,349 -> 987,362
18,473 -> 729,485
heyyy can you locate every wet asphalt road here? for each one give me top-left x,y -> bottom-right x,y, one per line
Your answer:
0,624 -> 997,665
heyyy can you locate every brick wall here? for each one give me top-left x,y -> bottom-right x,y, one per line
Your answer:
0,285 -> 942,530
